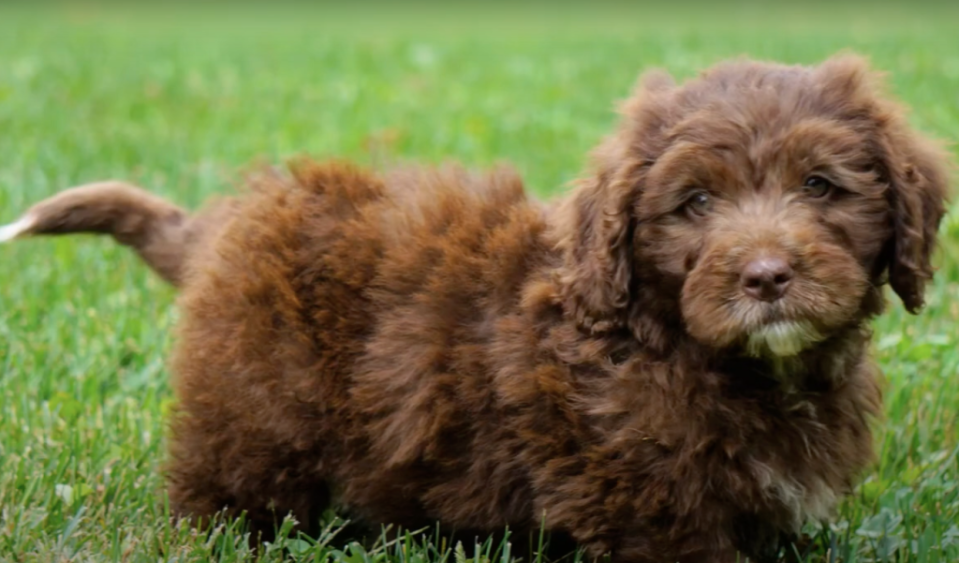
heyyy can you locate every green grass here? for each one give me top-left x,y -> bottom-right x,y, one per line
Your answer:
1,4 -> 958,562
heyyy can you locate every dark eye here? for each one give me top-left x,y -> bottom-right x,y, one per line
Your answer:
685,190 -> 713,217
802,175 -> 834,198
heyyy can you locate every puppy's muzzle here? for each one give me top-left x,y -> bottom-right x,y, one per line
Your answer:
740,255 -> 794,302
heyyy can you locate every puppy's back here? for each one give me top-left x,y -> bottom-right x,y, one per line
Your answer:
164,159 -> 550,531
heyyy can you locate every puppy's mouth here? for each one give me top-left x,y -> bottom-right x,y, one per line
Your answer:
681,263 -> 864,359
745,319 -> 824,358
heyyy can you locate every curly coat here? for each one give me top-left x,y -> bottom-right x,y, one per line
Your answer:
2,55 -> 950,562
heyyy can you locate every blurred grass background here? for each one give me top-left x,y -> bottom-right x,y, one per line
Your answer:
0,3 -> 957,561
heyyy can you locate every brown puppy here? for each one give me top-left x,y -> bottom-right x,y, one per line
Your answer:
2,55 -> 950,562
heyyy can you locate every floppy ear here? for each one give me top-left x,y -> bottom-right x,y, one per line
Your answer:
880,119 -> 951,313
554,141 -> 637,333
554,71 -> 675,333
815,54 -> 951,313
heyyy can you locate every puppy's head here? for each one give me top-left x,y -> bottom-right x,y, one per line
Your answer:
557,55 -> 950,357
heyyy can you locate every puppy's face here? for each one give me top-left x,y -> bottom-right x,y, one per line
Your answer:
559,56 -> 949,358
638,83 -> 892,356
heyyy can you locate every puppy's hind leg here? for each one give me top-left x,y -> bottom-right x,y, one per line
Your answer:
0,181 -> 211,286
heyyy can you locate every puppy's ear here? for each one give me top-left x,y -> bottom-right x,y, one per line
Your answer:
879,117 -> 951,313
555,71 -> 675,333
816,54 -> 951,313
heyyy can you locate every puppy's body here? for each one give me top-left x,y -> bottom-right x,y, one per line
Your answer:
165,162 -> 879,562
3,56 -> 949,562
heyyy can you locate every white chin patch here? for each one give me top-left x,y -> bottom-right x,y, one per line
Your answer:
0,215 -> 36,243
747,321 -> 822,357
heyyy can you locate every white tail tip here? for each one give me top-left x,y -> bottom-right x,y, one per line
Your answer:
0,215 -> 36,243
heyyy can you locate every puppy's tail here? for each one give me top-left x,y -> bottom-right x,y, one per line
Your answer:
0,182 -> 206,287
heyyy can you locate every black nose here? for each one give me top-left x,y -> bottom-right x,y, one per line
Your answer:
741,257 -> 794,302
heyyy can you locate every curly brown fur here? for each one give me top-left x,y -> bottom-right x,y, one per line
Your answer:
3,55 -> 951,562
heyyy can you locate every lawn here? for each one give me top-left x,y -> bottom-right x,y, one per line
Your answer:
0,3 -> 958,562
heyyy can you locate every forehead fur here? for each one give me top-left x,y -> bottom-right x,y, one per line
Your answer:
616,55 -> 886,160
